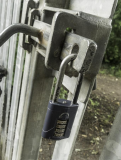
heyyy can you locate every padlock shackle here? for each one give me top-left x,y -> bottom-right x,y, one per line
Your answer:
53,54 -> 77,103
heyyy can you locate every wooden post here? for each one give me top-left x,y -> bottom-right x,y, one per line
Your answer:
0,0 -> 118,160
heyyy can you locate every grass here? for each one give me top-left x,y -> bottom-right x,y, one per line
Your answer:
99,64 -> 121,77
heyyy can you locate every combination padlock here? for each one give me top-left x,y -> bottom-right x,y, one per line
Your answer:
42,54 -> 84,140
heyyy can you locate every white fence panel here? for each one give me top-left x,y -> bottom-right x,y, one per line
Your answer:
0,0 -> 15,159
12,52 -> 30,160
4,0 -> 24,159
0,0 -> 16,158
0,0 -> 23,159
0,0 -> 8,59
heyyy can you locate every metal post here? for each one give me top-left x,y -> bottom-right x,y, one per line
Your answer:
99,105 -> 121,160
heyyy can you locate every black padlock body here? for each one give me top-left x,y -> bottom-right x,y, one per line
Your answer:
42,99 -> 78,140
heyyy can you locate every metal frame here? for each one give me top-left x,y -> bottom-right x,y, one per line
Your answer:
0,0 -> 118,160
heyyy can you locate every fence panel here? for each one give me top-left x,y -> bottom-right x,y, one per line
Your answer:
51,0 -> 117,160
0,0 -> 23,160
0,0 -> 8,127
0,0 -> 17,158
0,0 -> 8,59
0,0 -> 118,160
4,0 -> 26,159
69,0 -> 117,18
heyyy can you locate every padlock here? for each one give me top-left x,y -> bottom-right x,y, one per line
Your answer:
42,54 -> 84,140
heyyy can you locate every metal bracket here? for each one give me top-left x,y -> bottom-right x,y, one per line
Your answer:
45,12 -> 97,72
0,3 -> 111,78
31,19 -> 97,77
41,11 -> 112,79
61,33 -> 97,73
22,0 -> 40,52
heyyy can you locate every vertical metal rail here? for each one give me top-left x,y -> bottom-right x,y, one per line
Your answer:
99,105 -> 121,160
11,1 -> 38,160
0,0 -> 8,129
0,1 -> 117,160
4,0 -> 26,159
51,0 -> 117,160
0,0 -> 3,124
0,0 -> 8,59
0,0 -> 24,159
0,0 -> 2,28
0,0 -> 13,158
0,0 -> 17,159
12,51 -> 30,160
0,0 -> 4,158
17,51 -> 54,160
11,1 -> 54,160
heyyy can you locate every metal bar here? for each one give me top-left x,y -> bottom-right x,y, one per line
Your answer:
0,24 -> 40,47
110,0 -> 119,18
0,0 -> 2,26
11,1 -> 37,160
44,0 -> 69,8
72,73 -> 83,104
53,54 -> 77,102
16,49 -> 36,160
5,46 -> 25,160
1,0 -> 23,159
43,6 -> 79,15
0,0 -> 8,59
0,0 -> 8,33
69,0 -> 116,18
0,1 -> 117,160
31,20 -> 51,48
99,105 -> 121,160
16,50 -> 54,160
12,51 -> 30,160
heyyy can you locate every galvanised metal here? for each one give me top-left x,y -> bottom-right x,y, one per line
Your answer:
28,5 -> 112,78
31,19 -> 97,77
22,0 -> 40,52
0,0 -> 118,160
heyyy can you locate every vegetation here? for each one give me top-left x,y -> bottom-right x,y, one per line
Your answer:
103,0 -> 121,72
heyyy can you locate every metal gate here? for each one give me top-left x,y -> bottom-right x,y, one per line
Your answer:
0,0 -> 118,160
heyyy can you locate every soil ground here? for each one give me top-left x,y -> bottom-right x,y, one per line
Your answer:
39,74 -> 121,160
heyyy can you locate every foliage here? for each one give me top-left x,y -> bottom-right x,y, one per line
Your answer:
100,64 -> 121,77
103,0 -> 121,67
51,78 -> 68,100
